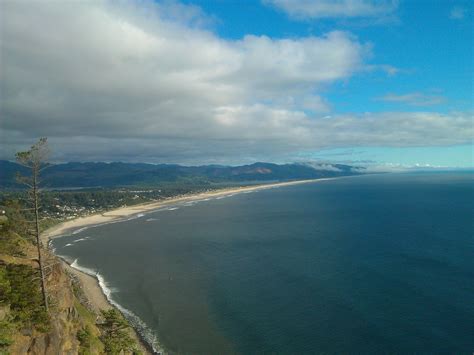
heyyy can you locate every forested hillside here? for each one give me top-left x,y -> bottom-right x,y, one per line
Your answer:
0,161 -> 362,188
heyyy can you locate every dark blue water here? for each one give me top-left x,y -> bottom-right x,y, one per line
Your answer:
53,172 -> 474,354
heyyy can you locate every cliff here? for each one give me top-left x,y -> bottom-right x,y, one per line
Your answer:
0,224 -> 149,354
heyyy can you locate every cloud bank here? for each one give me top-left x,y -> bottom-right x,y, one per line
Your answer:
0,0 -> 471,164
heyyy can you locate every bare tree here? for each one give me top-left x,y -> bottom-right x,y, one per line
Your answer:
16,137 -> 50,312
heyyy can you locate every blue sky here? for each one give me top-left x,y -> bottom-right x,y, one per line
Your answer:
197,0 -> 473,113
170,0 -> 474,168
1,0 -> 472,168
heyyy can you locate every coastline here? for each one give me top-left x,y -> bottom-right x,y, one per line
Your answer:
41,178 -> 334,245
41,177 -> 335,353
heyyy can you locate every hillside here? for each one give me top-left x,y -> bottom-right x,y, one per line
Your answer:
0,161 -> 362,188
0,208 -> 150,354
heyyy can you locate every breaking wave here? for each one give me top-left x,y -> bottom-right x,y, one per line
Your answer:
69,259 -> 162,353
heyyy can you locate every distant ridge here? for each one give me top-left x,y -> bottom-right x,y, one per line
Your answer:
0,160 -> 364,188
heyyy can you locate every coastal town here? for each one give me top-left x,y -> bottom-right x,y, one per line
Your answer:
0,186 -> 223,225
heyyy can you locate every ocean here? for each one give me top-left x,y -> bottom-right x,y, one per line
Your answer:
52,172 -> 474,353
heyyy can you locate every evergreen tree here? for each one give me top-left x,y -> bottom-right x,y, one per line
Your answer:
15,137 -> 50,312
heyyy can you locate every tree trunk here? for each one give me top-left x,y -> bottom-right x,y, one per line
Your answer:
33,172 -> 49,312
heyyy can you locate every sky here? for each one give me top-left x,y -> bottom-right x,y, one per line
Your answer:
0,0 -> 472,168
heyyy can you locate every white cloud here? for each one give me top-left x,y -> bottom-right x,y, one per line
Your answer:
0,0 -> 471,164
377,92 -> 446,106
450,6 -> 467,20
263,0 -> 398,19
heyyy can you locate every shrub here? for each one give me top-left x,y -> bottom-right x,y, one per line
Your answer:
1,264 -> 49,330
99,309 -> 139,354
77,326 -> 93,354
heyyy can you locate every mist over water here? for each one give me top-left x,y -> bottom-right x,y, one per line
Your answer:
53,172 -> 474,353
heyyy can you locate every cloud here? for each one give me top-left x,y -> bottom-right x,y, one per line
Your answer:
376,92 -> 446,106
364,64 -> 404,76
2,109 -> 472,164
450,6 -> 467,20
263,0 -> 398,19
0,0 -> 471,164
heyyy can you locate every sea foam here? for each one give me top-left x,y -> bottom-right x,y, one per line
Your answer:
69,258 -> 162,353
72,226 -> 90,235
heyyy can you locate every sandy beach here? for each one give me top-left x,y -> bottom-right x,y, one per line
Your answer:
41,178 -> 333,352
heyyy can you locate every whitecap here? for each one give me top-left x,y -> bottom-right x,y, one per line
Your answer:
72,226 -> 89,235
70,258 -> 97,277
96,273 -> 162,353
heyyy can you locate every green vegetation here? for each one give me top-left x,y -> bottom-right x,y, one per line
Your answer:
0,264 -> 49,331
0,256 -> 49,354
0,267 -> 13,354
0,230 -> 25,258
0,160 -> 360,189
0,200 -> 50,344
0,203 -> 143,354
77,326 -> 93,355
0,319 -> 14,354
15,137 -> 50,312
99,309 -> 141,354
0,139 -> 144,354
0,183 -> 218,224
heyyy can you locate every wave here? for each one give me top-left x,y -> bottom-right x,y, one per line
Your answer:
70,258 -> 97,277
62,190 -> 252,238
97,273 -> 161,353
54,185 -> 287,240
181,197 -> 214,207
145,218 -> 158,222
122,213 -> 147,222
72,226 -> 90,235
69,259 -> 162,353
96,272 -> 114,299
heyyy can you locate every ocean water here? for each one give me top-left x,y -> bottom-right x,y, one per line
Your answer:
52,172 -> 474,353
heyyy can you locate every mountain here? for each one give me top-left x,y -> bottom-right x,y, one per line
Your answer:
0,160 -> 364,188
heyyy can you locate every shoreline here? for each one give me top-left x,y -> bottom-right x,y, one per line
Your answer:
41,178 -> 335,245
40,177 -> 337,353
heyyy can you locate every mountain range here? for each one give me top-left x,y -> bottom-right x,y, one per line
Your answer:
0,160 -> 364,188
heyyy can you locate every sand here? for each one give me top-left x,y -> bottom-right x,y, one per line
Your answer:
63,262 -> 112,311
